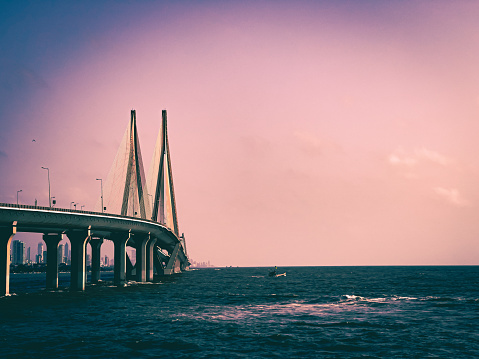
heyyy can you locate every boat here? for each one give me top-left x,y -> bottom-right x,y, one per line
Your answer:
268,267 -> 286,277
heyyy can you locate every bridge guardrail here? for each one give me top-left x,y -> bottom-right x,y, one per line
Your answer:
0,202 -> 169,228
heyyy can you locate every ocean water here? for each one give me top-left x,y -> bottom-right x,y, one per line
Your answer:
1,266 -> 478,358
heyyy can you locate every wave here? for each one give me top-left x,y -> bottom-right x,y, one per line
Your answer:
337,294 -> 476,304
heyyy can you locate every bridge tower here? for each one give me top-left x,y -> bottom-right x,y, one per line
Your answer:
98,108 -> 187,276
147,110 -> 179,235
100,110 -> 151,219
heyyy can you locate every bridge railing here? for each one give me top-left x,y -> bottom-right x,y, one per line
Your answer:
0,202 -> 170,229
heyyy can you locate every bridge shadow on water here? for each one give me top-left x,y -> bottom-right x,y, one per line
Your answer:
7,270 -> 184,298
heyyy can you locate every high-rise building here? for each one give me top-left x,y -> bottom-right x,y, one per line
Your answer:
58,244 -> 64,264
37,242 -> 44,264
64,242 -> 69,262
43,250 -> 47,264
11,240 -> 25,265
26,247 -> 31,263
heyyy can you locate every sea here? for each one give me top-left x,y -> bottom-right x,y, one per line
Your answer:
0,266 -> 478,358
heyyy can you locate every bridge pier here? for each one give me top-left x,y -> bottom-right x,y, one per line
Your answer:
67,230 -> 90,291
146,237 -> 157,281
0,223 -> 16,296
90,237 -> 103,283
43,233 -> 63,290
164,243 -> 181,275
135,234 -> 150,282
112,232 -> 130,286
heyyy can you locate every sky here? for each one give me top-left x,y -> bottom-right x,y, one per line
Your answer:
1,0 -> 479,266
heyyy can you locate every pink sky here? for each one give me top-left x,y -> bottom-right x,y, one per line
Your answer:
1,1 -> 479,266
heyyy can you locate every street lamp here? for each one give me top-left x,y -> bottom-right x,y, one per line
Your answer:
70,201 -> 74,210
74,203 -> 77,210
81,205 -> 85,210
16,190 -> 22,204
96,178 -> 103,213
41,166 -> 51,207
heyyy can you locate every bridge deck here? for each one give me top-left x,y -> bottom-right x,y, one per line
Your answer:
0,203 -> 188,295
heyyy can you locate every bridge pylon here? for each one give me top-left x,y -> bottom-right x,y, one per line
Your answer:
147,110 -> 180,235
95,108 -> 188,276
100,110 -> 151,219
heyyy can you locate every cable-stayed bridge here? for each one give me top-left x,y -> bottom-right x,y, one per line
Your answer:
0,110 -> 189,296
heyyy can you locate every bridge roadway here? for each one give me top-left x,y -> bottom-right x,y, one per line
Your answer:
0,203 -> 188,296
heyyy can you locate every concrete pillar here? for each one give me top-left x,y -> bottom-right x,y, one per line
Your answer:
111,231 -> 130,286
67,229 -> 90,291
89,237 -> 103,283
0,223 -> 16,296
146,237 -> 157,282
135,234 -> 150,283
43,233 -> 63,290
164,243 -> 181,275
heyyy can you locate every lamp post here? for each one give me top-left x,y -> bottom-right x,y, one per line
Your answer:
16,190 -> 22,204
70,201 -> 74,210
96,178 -> 103,213
81,205 -> 85,210
74,203 -> 77,210
41,166 -> 51,207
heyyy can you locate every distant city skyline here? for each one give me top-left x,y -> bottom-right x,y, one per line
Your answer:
9,240 -> 114,268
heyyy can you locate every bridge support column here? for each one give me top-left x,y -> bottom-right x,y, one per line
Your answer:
67,229 -> 90,291
164,243 -> 181,275
146,237 -> 157,282
0,223 -> 16,296
43,233 -> 63,290
90,237 -> 103,283
135,234 -> 150,283
112,232 -> 130,286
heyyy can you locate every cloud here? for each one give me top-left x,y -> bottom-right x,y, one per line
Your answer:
294,131 -> 322,156
388,147 -> 417,166
389,147 -> 450,167
414,148 -> 450,166
433,187 -> 469,207
388,153 -> 417,166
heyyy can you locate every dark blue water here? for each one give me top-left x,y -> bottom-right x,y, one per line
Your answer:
1,266 -> 478,358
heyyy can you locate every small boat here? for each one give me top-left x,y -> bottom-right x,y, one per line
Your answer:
268,267 -> 286,277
